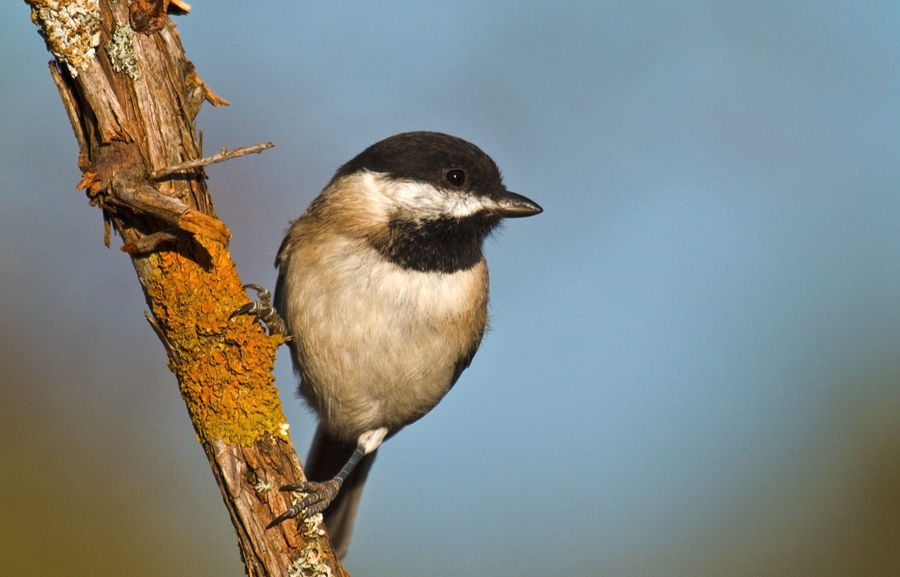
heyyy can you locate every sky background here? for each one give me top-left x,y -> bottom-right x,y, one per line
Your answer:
2,2 -> 900,576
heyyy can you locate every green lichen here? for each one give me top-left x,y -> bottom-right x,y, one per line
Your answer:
106,23 -> 140,80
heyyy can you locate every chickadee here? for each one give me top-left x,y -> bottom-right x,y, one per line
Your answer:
263,131 -> 541,557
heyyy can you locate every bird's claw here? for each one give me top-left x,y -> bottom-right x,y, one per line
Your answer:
266,479 -> 342,528
230,283 -> 289,338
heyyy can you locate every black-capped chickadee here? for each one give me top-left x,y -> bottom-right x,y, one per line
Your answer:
258,131 -> 541,557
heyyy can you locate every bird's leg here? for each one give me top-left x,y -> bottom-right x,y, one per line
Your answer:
267,428 -> 388,528
229,283 -> 289,338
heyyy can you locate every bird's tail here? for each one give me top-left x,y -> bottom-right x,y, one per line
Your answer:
304,425 -> 378,559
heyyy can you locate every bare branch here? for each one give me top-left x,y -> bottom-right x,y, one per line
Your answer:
25,1 -> 348,574
150,142 -> 275,180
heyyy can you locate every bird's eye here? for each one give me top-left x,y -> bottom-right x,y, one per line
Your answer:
445,169 -> 467,187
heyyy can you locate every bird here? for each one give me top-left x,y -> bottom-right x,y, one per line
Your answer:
252,131 -> 541,558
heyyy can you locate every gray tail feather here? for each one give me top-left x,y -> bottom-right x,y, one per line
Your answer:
305,425 -> 378,559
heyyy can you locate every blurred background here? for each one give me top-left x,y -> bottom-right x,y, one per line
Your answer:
2,2 -> 899,575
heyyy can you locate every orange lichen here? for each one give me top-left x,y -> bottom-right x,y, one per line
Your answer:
145,235 -> 288,446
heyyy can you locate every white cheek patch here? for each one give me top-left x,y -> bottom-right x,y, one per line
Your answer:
359,171 -> 492,220
446,193 -> 492,218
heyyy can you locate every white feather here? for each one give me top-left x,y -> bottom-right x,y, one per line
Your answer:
358,171 -> 494,220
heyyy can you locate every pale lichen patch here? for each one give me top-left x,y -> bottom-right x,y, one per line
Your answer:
288,517 -> 332,577
29,0 -> 101,77
106,23 -> 140,80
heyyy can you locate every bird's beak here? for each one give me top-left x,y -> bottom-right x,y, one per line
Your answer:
493,191 -> 543,218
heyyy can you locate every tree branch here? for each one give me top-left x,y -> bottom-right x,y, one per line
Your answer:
150,142 -> 275,180
24,2 -> 348,575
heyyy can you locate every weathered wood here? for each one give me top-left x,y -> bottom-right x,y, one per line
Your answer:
150,142 -> 275,180
25,2 -> 348,575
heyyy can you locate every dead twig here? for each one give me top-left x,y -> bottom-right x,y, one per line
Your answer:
150,142 -> 275,180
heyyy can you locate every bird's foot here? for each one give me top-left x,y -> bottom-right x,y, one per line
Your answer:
229,283 -> 290,338
267,479 -> 342,528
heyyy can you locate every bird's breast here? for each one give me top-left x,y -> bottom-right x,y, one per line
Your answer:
280,235 -> 489,440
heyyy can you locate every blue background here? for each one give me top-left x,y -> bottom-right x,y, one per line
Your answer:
2,2 -> 899,575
